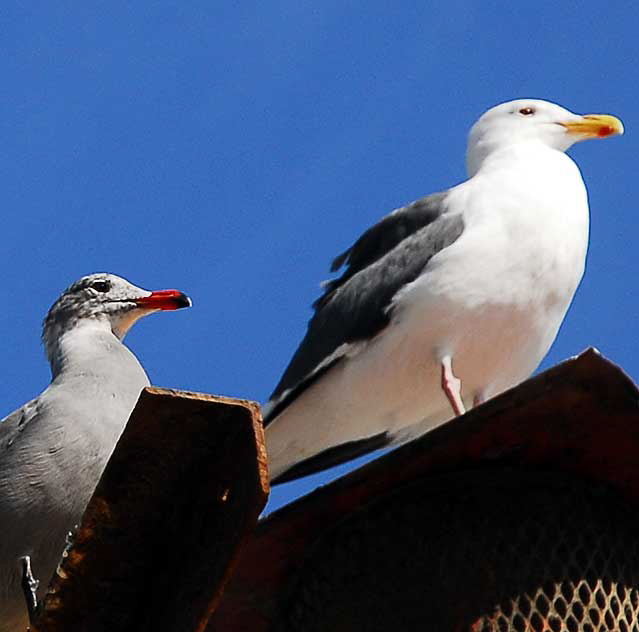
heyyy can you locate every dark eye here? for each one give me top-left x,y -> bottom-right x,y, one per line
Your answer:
91,280 -> 111,293
519,107 -> 535,116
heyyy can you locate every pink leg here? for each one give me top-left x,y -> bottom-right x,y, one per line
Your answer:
440,355 -> 465,416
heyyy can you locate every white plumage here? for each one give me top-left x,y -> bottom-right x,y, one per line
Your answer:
264,99 -> 623,483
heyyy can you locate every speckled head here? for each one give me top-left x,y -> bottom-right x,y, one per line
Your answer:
42,273 -> 191,363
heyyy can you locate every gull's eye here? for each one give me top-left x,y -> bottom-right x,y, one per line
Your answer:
91,280 -> 111,293
519,107 -> 535,116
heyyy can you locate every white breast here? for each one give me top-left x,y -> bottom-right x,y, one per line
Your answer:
266,143 -> 590,479
393,143 -> 589,401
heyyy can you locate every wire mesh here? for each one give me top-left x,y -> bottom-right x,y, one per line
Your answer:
276,470 -> 639,631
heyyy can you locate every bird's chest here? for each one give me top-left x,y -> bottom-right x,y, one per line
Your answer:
434,172 -> 589,312
41,362 -> 149,482
474,215 -> 585,308
385,167 -> 589,393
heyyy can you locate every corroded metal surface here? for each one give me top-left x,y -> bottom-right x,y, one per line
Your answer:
206,349 -> 639,630
31,388 -> 269,632
277,471 -> 639,631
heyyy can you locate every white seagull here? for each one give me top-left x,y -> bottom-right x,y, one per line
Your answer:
263,98 -> 623,484
0,273 -> 191,631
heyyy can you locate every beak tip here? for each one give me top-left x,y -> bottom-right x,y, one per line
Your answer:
565,114 -> 624,139
135,289 -> 193,311
598,120 -> 624,138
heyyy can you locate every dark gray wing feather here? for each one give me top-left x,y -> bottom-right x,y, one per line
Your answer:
270,431 -> 390,484
316,192 -> 449,309
265,192 -> 463,425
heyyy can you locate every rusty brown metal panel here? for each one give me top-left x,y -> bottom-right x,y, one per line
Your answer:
276,471 -> 639,631
206,349 -> 639,631
30,387 -> 269,632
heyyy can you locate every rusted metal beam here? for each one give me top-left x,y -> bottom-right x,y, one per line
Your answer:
206,349 -> 639,630
30,388 -> 269,632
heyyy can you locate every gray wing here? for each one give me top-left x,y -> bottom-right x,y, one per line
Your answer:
315,192 -> 449,309
0,398 -> 40,456
264,192 -> 463,424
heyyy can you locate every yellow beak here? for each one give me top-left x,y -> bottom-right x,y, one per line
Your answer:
561,114 -> 624,139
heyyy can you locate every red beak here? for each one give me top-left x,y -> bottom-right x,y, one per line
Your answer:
135,289 -> 192,311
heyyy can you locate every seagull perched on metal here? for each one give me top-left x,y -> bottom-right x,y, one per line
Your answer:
263,98 -> 623,485
0,273 -> 191,631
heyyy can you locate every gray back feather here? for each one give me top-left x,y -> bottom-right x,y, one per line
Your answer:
265,192 -> 463,423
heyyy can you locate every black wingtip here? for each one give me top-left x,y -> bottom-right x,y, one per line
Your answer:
271,431 -> 390,485
330,248 -> 351,272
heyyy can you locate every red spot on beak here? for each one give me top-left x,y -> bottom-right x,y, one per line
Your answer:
598,125 -> 614,137
135,289 -> 192,311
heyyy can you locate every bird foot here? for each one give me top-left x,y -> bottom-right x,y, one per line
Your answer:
440,356 -> 465,416
473,392 -> 485,408
53,529 -> 76,579
65,529 -> 76,549
21,555 -> 40,623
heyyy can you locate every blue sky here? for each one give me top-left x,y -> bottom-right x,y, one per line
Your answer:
1,2 -> 636,512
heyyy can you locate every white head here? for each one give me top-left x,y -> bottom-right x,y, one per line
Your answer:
43,273 -> 191,368
466,98 -> 624,176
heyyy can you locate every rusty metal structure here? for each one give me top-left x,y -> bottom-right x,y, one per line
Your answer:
207,350 -> 639,631
26,349 -> 639,631
30,388 -> 269,632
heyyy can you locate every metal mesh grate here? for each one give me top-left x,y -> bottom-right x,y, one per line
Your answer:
275,470 -> 639,631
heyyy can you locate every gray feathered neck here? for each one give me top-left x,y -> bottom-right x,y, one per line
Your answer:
42,274 -> 149,375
